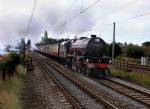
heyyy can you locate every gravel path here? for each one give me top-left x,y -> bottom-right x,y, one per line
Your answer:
23,60 -> 73,109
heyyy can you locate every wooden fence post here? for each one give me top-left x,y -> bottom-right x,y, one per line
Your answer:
116,60 -> 117,68
120,60 -> 121,69
113,60 -> 115,68
126,61 -> 128,71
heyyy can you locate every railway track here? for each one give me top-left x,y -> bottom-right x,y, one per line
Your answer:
35,55 -> 82,109
35,52 -> 150,109
97,78 -> 150,107
35,53 -> 118,109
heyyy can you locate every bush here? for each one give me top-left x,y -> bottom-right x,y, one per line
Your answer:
0,53 -> 21,80
8,53 -> 21,66
106,43 -> 122,58
126,45 -> 144,58
111,68 -> 150,87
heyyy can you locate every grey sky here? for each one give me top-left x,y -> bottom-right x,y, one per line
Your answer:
0,0 -> 150,48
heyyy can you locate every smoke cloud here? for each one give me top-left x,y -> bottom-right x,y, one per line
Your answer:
38,6 -> 95,34
0,14 -> 42,46
0,2 -> 95,47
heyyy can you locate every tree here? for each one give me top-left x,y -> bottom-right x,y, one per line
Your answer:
5,45 -> 11,52
0,53 -> 21,80
126,44 -> 144,58
142,41 -> 150,57
41,30 -> 49,44
106,43 -> 122,58
142,41 -> 150,46
36,30 -> 58,47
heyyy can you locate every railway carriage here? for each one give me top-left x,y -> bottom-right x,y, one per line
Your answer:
38,44 -> 59,56
59,41 -> 67,58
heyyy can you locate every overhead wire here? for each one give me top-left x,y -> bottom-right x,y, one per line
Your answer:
55,0 -> 139,32
55,0 -> 102,31
116,11 -> 150,24
92,0 -> 140,33
54,0 -> 79,28
98,11 -> 150,33
96,0 -> 140,20
26,0 -> 38,35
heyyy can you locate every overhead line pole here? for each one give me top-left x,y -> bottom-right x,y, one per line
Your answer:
23,0 -> 37,63
112,22 -> 116,60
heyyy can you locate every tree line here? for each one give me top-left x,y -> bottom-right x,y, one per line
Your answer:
36,31 -> 150,59
106,42 -> 150,58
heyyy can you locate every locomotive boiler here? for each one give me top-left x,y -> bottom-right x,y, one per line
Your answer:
71,35 -> 106,57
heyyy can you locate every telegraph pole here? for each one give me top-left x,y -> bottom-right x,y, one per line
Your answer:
112,22 -> 116,60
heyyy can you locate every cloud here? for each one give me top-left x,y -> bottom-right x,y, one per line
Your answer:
37,3 -> 95,34
0,14 -> 42,46
0,0 -> 150,47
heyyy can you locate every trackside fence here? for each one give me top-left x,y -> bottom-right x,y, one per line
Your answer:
111,60 -> 150,74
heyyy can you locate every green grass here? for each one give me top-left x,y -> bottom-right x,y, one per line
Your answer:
111,68 -> 150,88
0,65 -> 26,109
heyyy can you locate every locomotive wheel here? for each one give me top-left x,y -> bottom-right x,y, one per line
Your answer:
100,69 -> 106,77
77,65 -> 83,74
106,68 -> 111,76
77,67 -> 80,73
88,69 -> 97,77
84,68 -> 91,76
72,64 -> 77,72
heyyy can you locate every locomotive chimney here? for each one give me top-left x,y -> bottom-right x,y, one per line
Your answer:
91,35 -> 96,38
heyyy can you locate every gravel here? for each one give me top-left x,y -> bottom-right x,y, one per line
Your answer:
22,60 -> 73,109
38,53 -> 150,109
76,73 -> 150,109
45,64 -> 105,109
111,77 -> 150,92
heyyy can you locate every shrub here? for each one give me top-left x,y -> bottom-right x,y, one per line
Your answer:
111,68 -> 150,87
106,43 -> 122,58
0,53 -> 21,80
126,45 -> 144,58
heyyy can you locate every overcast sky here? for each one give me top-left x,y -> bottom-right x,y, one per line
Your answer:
0,0 -> 150,48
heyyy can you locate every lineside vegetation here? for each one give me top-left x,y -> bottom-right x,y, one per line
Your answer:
111,68 -> 150,88
0,53 -> 26,109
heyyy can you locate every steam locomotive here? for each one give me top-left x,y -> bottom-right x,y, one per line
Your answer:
38,35 -> 111,76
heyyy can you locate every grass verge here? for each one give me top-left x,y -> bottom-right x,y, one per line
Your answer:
111,68 -> 150,88
0,65 -> 26,109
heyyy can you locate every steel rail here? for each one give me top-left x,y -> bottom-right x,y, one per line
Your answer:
36,53 -> 118,109
35,54 -> 82,109
97,77 -> 150,107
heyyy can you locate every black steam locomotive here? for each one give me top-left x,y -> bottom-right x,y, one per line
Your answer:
38,35 -> 111,76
